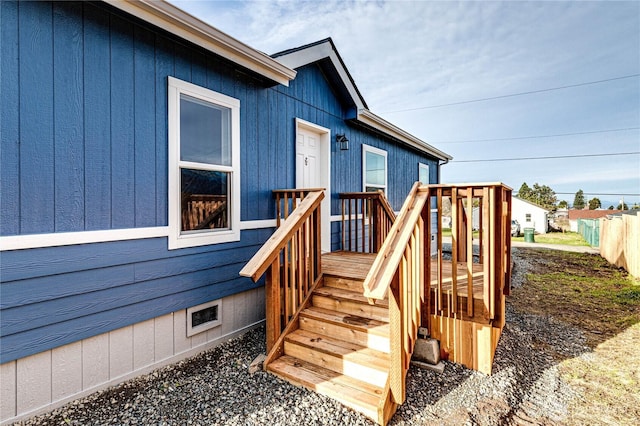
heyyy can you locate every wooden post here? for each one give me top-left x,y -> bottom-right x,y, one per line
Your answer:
451,188 -> 458,315
265,257 -> 281,352
436,188 -> 443,312
389,271 -> 404,405
466,187 -> 474,316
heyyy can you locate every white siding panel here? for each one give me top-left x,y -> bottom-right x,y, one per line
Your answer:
0,361 -> 17,421
51,342 -> 82,401
206,323 -> 222,342
190,328 -> 208,348
221,293 -> 236,335
173,309 -> 191,354
133,319 -> 155,370
82,334 -> 109,389
16,352 -> 51,414
109,326 -> 133,379
154,313 -> 174,361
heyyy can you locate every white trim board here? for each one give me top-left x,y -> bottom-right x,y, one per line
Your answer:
103,0 -> 295,86
0,220 -> 279,252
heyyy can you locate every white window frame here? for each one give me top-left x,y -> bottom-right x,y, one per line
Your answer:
418,162 -> 430,185
362,144 -> 387,193
168,76 -> 240,250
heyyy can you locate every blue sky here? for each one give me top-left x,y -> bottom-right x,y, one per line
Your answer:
171,0 -> 640,207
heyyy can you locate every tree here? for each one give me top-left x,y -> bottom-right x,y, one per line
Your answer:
531,183 -> 557,211
517,182 -> 532,200
608,205 -> 614,210
573,190 -> 585,210
588,197 -> 601,210
558,200 -> 568,209
516,182 -> 557,211
617,202 -> 629,210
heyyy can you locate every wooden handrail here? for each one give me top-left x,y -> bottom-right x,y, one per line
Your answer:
361,182 -> 428,406
273,188 -> 324,227
239,189 -> 324,353
240,190 -> 323,281
339,191 -> 395,253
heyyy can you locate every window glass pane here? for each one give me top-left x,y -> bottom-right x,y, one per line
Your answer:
180,94 -> 231,166
419,165 -> 429,184
365,151 -> 385,186
181,168 -> 229,232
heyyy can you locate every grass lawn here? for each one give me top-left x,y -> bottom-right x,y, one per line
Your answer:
443,228 -> 591,247
512,231 -> 590,246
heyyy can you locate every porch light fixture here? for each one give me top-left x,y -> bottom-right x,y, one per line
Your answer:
336,133 -> 349,150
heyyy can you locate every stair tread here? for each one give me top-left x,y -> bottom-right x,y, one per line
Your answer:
314,286 -> 389,307
301,306 -> 390,336
322,251 -> 376,280
268,355 -> 383,419
286,329 -> 389,370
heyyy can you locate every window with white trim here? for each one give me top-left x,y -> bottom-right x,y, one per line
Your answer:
418,162 -> 430,185
362,144 -> 387,193
168,77 -> 240,249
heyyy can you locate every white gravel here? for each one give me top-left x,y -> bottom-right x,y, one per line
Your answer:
15,248 -> 585,426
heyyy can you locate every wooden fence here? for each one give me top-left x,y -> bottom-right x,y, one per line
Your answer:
600,212 -> 640,278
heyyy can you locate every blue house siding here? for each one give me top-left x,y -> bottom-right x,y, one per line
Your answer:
0,1 -> 444,366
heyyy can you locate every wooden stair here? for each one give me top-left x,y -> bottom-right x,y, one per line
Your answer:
266,252 -> 395,424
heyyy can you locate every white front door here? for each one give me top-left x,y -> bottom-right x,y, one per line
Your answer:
295,120 -> 330,252
296,128 -> 321,188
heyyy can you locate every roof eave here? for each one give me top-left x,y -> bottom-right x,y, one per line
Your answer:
356,109 -> 453,161
273,38 -> 367,110
103,0 -> 296,86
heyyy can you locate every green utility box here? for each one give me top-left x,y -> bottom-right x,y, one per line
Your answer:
524,228 -> 535,243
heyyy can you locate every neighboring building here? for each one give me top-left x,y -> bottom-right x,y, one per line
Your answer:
511,197 -> 549,234
568,209 -> 621,232
0,1 -> 451,423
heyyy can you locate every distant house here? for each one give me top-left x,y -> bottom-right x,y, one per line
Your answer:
0,1 -> 451,423
568,209 -> 621,232
511,197 -> 549,234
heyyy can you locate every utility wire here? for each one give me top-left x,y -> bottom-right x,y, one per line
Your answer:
382,73 -> 640,113
555,192 -> 640,196
433,127 -> 640,144
451,151 -> 640,163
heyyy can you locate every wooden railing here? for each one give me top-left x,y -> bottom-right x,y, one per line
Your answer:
339,191 -> 396,253
362,182 -> 428,405
239,189 -> 324,356
426,183 -> 512,322
273,188 -> 324,227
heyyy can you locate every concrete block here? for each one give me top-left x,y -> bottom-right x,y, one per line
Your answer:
411,360 -> 445,374
412,338 -> 440,365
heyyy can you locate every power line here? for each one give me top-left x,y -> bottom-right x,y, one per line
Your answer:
433,127 -> 640,144
451,151 -> 640,163
382,73 -> 640,113
555,192 -> 640,196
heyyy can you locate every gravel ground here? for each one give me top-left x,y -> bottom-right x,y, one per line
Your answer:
16,248 -> 587,426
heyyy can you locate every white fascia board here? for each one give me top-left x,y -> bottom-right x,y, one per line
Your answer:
274,41 -> 366,110
103,0 -> 296,86
356,109 -> 453,161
